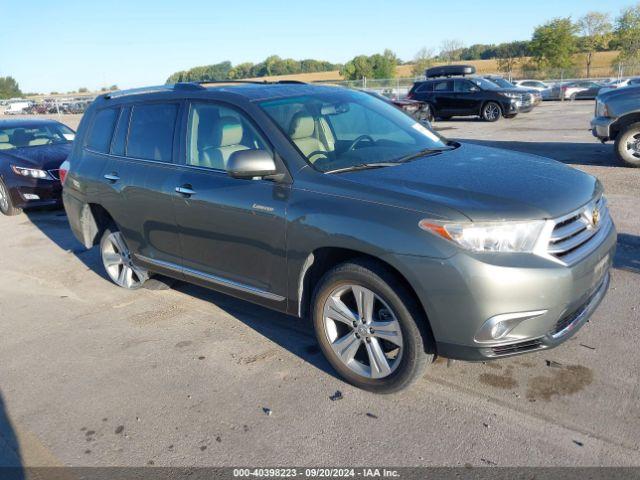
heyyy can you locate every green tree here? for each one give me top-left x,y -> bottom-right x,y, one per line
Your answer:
530,17 -> 579,70
578,12 -> 612,77
370,49 -> 398,78
78,87 -> 89,93
340,55 -> 374,80
228,62 -> 254,79
614,3 -> 640,66
0,76 -> 23,99
411,47 -> 435,76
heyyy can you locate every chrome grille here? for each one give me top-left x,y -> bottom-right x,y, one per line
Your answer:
48,169 -> 61,180
546,197 -> 611,265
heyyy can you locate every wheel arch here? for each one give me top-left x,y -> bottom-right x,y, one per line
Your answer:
297,247 -> 436,353
75,202 -> 116,248
611,113 -> 640,139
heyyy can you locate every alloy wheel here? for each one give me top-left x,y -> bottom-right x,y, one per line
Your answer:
484,103 -> 500,121
322,284 -> 403,379
626,133 -> 640,158
101,231 -> 147,289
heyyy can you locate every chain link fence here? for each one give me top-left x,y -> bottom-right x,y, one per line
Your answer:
318,62 -> 640,100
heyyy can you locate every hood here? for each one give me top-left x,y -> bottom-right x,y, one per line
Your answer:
597,84 -> 640,101
336,144 -> 599,221
0,143 -> 72,170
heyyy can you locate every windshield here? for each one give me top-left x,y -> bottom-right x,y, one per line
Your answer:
0,123 -> 75,150
469,78 -> 501,90
259,90 -> 450,172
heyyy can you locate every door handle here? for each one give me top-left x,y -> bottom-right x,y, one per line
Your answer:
175,185 -> 196,196
104,173 -> 120,182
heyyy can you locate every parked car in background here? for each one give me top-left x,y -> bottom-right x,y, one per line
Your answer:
361,89 -> 432,124
407,65 -> 531,121
482,75 -> 541,106
591,85 -> 640,168
598,77 -> 640,95
547,81 -> 603,101
567,81 -> 604,100
0,119 -> 75,215
62,82 -> 615,393
3,101 -> 32,115
513,80 -> 550,92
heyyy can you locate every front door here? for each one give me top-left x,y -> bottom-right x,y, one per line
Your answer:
172,101 -> 289,306
453,79 -> 484,115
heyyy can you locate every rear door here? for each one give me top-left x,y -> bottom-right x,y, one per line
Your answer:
171,100 -> 288,307
100,101 -> 184,268
430,80 -> 456,115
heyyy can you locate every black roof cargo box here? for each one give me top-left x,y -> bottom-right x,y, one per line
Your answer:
425,65 -> 476,78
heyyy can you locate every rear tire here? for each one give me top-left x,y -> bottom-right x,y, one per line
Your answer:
614,122 -> 640,168
0,179 -> 22,216
100,226 -> 149,289
481,102 -> 502,122
311,259 -> 433,393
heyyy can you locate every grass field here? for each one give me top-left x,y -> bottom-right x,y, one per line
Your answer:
249,50 -> 623,84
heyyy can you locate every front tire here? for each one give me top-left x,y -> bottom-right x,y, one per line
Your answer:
0,179 -> 22,216
481,102 -> 502,122
312,259 -> 433,393
100,226 -> 149,289
614,122 -> 640,168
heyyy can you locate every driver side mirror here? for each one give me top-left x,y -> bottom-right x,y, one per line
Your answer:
227,149 -> 278,180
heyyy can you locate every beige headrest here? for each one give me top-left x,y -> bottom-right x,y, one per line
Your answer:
217,116 -> 243,147
289,112 -> 315,139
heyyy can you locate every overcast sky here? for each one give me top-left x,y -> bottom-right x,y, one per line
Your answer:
1,0 -> 634,93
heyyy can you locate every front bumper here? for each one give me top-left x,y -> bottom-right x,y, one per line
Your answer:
591,116 -> 616,140
397,217 -> 617,361
516,101 -> 534,113
6,176 -> 62,209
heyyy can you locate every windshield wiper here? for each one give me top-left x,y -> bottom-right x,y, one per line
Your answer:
393,147 -> 454,164
325,162 -> 402,174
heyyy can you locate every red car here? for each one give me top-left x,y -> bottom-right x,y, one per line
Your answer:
361,90 -> 433,124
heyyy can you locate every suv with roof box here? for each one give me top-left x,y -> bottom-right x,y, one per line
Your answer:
62,81 -> 616,393
407,65 -> 532,121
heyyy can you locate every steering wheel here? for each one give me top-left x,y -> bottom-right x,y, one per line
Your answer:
347,135 -> 375,152
305,150 -> 331,163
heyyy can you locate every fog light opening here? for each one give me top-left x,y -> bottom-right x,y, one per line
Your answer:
22,193 -> 40,201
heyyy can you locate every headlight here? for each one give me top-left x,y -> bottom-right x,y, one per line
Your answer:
11,165 -> 53,180
501,92 -> 521,100
419,219 -> 546,253
595,100 -> 610,118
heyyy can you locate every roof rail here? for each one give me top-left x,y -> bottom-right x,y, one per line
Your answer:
196,79 -> 307,86
103,79 -> 308,99
103,85 -> 172,99
173,82 -> 206,91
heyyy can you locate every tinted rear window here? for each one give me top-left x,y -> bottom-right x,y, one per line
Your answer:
127,103 -> 178,162
86,108 -> 118,153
